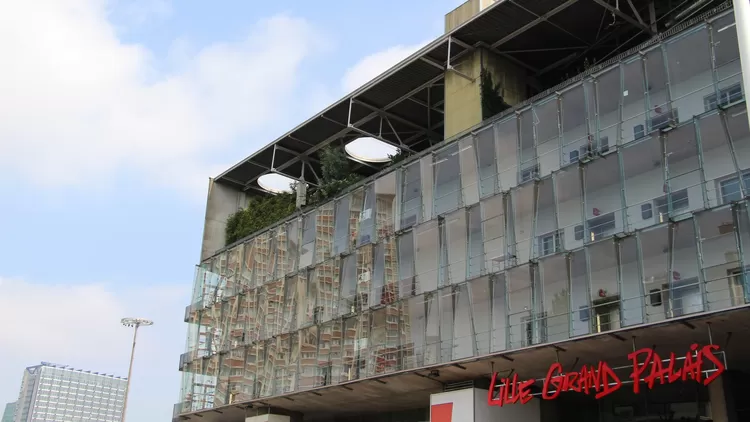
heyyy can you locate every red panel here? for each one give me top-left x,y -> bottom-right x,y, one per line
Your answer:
431,403 -> 453,422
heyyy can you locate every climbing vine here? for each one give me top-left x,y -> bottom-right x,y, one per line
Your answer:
225,191 -> 296,245
308,146 -> 363,204
480,68 -> 511,120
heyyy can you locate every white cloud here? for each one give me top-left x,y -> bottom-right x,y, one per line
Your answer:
342,41 -> 430,93
0,276 -> 189,422
0,0 -> 328,198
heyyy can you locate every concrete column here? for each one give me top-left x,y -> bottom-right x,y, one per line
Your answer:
443,48 -> 527,139
245,415 -> 290,422
734,0 -> 750,133
200,178 -> 247,261
708,375 -> 730,422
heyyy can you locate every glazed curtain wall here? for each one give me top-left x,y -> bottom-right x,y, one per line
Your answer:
177,10 -> 750,413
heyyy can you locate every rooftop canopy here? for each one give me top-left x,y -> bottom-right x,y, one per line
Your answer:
215,0 -> 724,195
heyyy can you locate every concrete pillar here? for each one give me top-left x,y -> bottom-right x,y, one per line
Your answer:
734,0 -> 750,134
200,178 -> 247,261
708,375 -> 731,422
443,48 -> 527,139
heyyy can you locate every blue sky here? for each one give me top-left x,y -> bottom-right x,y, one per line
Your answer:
0,0 -> 463,420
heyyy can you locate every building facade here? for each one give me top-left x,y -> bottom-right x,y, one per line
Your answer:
12,363 -> 126,422
2,403 -> 16,422
176,0 -> 750,421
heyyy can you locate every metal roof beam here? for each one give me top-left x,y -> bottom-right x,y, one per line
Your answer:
351,98 -> 441,140
240,73 -> 445,191
492,0 -> 581,49
591,0 -> 654,35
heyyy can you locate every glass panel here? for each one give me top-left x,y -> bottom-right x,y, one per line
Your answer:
299,214 -> 315,269
266,231 -> 278,284
588,240 -> 620,333
726,104 -> 750,193
712,14 -> 744,105
334,196 -> 351,255
482,195 -> 507,273
444,209 -> 468,285
519,108 -> 538,182
455,283 -> 475,360
424,292 -> 440,365
639,225 -> 670,323
421,155 -> 434,222
670,218 -> 704,317
371,237 -> 399,307
339,254 -> 358,315
375,172 -> 397,240
368,305 -> 400,376
286,219 -> 299,274
540,255 -> 569,342
534,177 -> 558,258
241,289 -> 260,345
213,355 -> 227,406
459,136 -> 479,207
698,112 -> 739,207
490,273 -> 508,352
400,294 -> 426,370
468,205 -> 484,278
469,276 -> 491,355
439,286 -> 454,362
734,203 -> 750,304
350,188 -> 364,249
415,220 -> 440,294
556,166 -> 584,251
570,249 -> 590,337
596,66 -> 621,147
697,207 -> 743,311
242,343 -> 261,400
644,47 -> 671,134
665,122 -> 704,218
314,258 -> 340,323
263,278 -> 284,338
475,126 -> 499,197
507,265 -> 532,349
298,326 -> 319,390
398,231 -> 416,299
241,240 -> 257,290
535,98 -> 561,177
561,84 -> 590,166
583,155 -> 624,242
497,117 -> 519,190
357,184 -> 376,246
400,161 -> 422,229
300,270 -> 316,329
619,236 -> 644,326
318,320 -> 342,387
281,275 -> 300,333
622,134 -> 664,232
275,225 -> 290,278
511,183 -> 535,263
225,245 -> 242,298
341,313 -> 369,382
356,244 -> 373,312
621,57 -> 648,146
434,144 -> 461,215
666,27 -> 714,119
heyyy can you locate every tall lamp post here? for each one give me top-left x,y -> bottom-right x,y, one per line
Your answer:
120,317 -> 153,422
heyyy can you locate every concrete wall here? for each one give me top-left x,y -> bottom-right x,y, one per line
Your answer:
443,48 -> 527,140
200,178 -> 247,262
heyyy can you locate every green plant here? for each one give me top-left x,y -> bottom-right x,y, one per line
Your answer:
225,191 -> 297,245
387,148 -> 409,165
480,68 -> 511,120
309,146 -> 362,204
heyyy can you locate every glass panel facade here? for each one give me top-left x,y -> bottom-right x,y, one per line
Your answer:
179,12 -> 750,412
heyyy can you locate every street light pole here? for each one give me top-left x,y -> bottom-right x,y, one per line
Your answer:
120,317 -> 153,422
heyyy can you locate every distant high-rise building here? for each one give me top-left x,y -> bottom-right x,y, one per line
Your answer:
12,362 -> 126,422
2,403 -> 16,422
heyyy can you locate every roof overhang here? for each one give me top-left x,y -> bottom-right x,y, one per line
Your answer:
175,305 -> 750,422
215,0 -> 717,195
